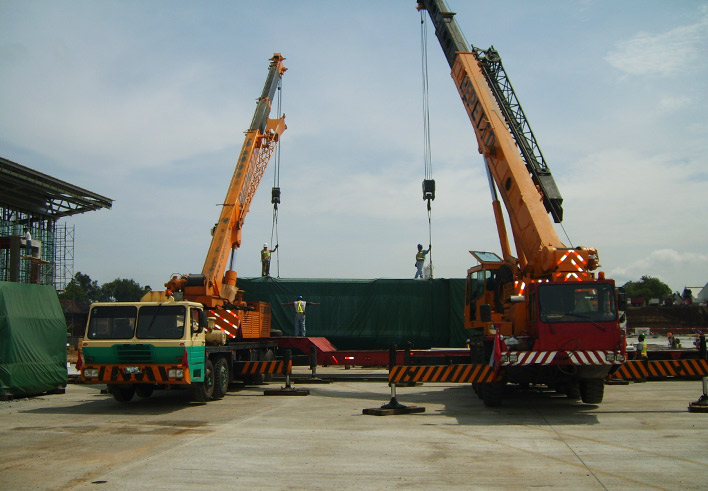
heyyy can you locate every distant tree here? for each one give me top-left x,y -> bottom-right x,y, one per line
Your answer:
622,275 -> 671,300
59,273 -> 149,304
59,272 -> 101,304
99,278 -> 149,302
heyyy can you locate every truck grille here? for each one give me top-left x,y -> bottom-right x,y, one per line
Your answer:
115,344 -> 152,363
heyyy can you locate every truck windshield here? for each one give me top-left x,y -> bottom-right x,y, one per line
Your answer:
538,283 -> 616,323
87,305 -> 138,339
136,305 -> 186,340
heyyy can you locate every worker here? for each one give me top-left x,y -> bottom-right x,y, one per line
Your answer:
694,330 -> 706,353
636,333 -> 648,360
23,227 -> 32,256
282,295 -> 320,337
667,332 -> 681,349
261,243 -> 278,277
414,243 -> 431,279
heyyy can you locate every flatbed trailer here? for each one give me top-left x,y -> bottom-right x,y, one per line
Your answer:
274,337 -> 471,367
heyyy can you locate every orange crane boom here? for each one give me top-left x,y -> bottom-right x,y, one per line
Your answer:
166,54 -> 287,308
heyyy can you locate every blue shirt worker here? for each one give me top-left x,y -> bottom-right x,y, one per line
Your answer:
414,243 -> 431,279
282,296 -> 320,337
261,243 -> 278,277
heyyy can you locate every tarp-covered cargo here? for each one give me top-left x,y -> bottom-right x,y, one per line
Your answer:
238,277 -> 467,350
0,282 -> 68,397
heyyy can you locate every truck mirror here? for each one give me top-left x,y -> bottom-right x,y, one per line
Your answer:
480,304 -> 492,323
199,310 -> 209,330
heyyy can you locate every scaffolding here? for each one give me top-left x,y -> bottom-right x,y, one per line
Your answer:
0,156 -> 111,288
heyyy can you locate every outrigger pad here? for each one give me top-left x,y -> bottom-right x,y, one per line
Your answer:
363,397 -> 425,415
688,394 -> 708,413
362,406 -> 425,416
263,387 -> 310,396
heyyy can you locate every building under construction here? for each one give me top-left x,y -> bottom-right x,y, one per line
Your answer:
0,156 -> 112,288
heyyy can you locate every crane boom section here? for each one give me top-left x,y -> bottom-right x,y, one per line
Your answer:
202,54 -> 286,298
418,0 -> 596,277
168,54 -> 286,307
452,53 -> 565,275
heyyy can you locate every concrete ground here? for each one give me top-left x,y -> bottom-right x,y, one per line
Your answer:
1,367 -> 707,490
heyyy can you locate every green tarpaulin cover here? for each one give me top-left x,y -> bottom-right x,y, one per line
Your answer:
238,278 -> 468,350
0,282 -> 68,396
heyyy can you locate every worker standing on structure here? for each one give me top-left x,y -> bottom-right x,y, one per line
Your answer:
282,296 -> 319,337
23,228 -> 32,256
414,243 -> 431,279
261,243 -> 278,277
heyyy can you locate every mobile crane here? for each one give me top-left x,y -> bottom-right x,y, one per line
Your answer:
417,0 -> 625,406
79,54 -> 288,402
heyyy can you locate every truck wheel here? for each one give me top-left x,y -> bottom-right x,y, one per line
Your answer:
566,383 -> 581,400
212,357 -> 230,400
481,382 -> 503,407
579,378 -> 604,404
243,349 -> 266,385
135,384 -> 154,399
109,384 -> 135,403
193,359 -> 215,402
263,348 -> 275,382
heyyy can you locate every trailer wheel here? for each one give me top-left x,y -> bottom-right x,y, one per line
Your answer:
481,382 -> 503,407
109,384 -> 135,403
579,378 -> 604,404
193,359 -> 215,402
212,357 -> 230,400
135,384 -> 154,399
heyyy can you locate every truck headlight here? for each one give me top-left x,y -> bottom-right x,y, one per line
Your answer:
83,368 -> 99,378
508,353 -> 518,363
168,369 -> 184,379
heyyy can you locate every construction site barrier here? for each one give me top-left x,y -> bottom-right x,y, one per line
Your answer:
389,363 -> 497,384
233,360 -> 292,376
608,359 -> 708,381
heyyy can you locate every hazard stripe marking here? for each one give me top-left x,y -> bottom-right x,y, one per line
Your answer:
388,364 -> 496,384
233,361 -> 292,375
608,359 -> 708,380
83,364 -> 189,384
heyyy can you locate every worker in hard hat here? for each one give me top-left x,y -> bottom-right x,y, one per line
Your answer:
414,243 -> 431,279
282,295 -> 320,337
261,243 -> 278,277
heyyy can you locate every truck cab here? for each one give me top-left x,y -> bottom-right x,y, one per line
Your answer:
80,301 -> 210,402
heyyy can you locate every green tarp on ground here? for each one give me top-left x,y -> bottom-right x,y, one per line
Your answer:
0,282 -> 67,396
238,278 -> 468,350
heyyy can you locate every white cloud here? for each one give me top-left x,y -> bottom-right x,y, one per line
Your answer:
605,10 -> 708,76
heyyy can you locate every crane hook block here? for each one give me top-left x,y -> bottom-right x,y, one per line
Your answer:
271,187 -> 281,205
422,179 -> 435,201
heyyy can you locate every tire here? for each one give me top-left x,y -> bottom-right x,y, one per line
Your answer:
212,357 -> 230,400
109,384 -> 135,403
263,348 -> 275,382
135,384 -> 154,399
193,359 -> 215,402
243,349 -> 267,385
566,383 -> 581,400
481,382 -> 504,407
579,378 -> 604,404
269,330 -> 283,337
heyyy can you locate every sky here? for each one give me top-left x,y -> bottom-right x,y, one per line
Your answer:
1,0 -> 707,294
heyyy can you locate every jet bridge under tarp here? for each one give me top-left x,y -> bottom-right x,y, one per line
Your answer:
238,278 -> 467,350
0,282 -> 67,398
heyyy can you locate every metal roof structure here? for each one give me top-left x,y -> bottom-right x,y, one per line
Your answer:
0,156 -> 113,218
